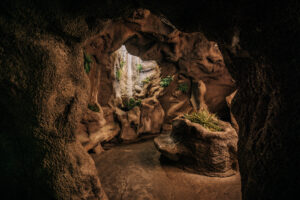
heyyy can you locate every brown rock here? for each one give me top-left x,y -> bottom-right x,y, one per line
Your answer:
115,106 -> 141,141
138,97 -> 165,134
226,90 -> 239,133
154,116 -> 238,177
93,143 -> 105,154
158,74 -> 194,127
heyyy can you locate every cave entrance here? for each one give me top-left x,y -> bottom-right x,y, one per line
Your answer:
77,9 -> 241,200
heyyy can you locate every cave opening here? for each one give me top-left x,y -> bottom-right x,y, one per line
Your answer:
77,9 -> 241,199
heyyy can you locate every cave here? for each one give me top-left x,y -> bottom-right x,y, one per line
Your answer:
0,1 -> 299,200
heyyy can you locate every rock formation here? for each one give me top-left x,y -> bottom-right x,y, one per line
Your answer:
138,96 -> 165,134
115,106 -> 140,141
154,115 -> 238,177
1,1 -> 297,200
79,8 -> 235,147
155,74 -> 238,177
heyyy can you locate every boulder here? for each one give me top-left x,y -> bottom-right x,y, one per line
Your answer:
76,108 -> 121,152
154,116 -> 238,177
134,85 -> 142,92
115,106 -> 141,141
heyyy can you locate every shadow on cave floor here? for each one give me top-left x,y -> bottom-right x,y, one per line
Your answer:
92,139 -> 241,200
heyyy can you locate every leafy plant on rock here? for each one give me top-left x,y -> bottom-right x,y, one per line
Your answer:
123,98 -> 142,111
137,64 -> 143,72
178,83 -> 189,93
135,99 -> 142,106
184,110 -> 223,132
84,53 -> 92,74
116,69 -> 122,81
142,77 -> 150,85
160,76 -> 173,87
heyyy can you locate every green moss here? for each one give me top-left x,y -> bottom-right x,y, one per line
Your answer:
88,104 -> 100,112
178,82 -> 189,93
116,69 -> 122,81
137,64 -> 143,72
84,53 -> 92,74
160,76 -> 173,87
184,110 -> 223,132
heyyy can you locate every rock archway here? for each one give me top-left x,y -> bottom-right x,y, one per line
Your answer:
77,9 -> 236,154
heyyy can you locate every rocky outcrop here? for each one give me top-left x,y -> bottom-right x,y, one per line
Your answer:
76,109 -> 120,152
154,116 -> 238,177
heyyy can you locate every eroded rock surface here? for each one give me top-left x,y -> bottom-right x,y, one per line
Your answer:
155,116 -> 238,177
0,33 -> 108,199
115,106 -> 140,141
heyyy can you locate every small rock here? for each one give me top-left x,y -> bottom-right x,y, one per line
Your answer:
134,85 -> 142,92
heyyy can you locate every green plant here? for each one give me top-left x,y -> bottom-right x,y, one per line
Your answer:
184,110 -> 223,132
178,83 -> 189,93
123,98 -> 142,111
142,77 -> 150,85
84,53 -> 92,74
160,76 -> 173,87
120,60 -> 125,68
137,64 -> 143,72
135,99 -> 142,106
88,104 -> 100,112
116,69 -> 122,81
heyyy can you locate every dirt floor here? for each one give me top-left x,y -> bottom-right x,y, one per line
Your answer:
92,140 -> 241,200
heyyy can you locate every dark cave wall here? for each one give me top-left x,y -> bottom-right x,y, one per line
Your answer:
0,1 -> 109,199
0,0 -> 299,200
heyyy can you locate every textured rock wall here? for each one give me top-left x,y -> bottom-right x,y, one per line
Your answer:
0,1 -> 109,199
0,36 -> 108,199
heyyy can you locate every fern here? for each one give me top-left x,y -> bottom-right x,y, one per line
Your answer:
184,110 -> 223,132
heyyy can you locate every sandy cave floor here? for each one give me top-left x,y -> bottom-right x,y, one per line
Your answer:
92,140 -> 241,200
